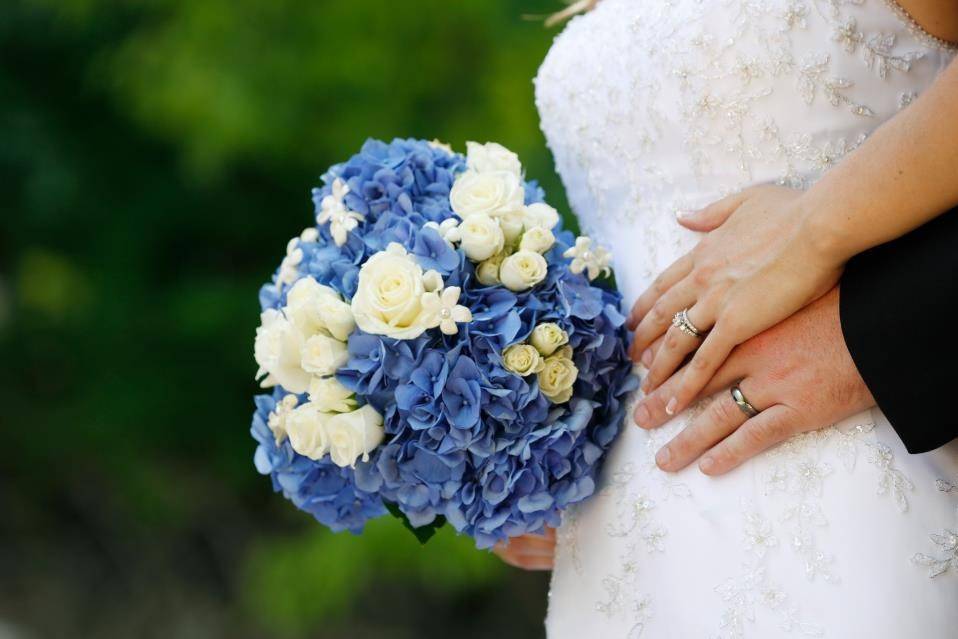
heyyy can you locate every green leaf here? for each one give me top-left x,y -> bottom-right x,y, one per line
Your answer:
385,501 -> 447,545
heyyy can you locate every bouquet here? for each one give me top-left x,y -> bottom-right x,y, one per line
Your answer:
251,138 -> 636,548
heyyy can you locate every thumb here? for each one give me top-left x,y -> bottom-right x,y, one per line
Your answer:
677,191 -> 748,232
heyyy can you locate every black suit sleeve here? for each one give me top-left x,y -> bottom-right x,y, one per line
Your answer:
839,208 -> 958,454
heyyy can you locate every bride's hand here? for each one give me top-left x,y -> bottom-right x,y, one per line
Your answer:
626,185 -> 845,416
492,527 -> 555,571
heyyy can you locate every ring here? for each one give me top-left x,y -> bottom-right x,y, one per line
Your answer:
672,308 -> 704,338
730,384 -> 760,418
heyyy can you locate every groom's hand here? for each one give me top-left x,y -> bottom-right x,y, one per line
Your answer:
632,287 -> 876,475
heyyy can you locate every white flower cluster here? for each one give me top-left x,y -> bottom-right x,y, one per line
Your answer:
429,141 -> 562,292
254,276 -> 385,467
563,236 -> 612,281
502,322 -> 578,404
351,243 -> 472,340
316,178 -> 366,247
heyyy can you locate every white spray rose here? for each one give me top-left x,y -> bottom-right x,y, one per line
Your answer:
465,141 -> 522,177
475,253 -> 503,286
522,202 -> 560,231
538,355 -> 579,404
314,294 -> 355,341
449,170 -> 524,218
325,404 -> 385,468
520,227 -> 556,254
499,250 -> 549,291
351,243 -> 429,339
285,277 -> 345,336
301,334 -> 349,376
285,402 -> 332,460
458,213 -> 505,262
502,344 -> 545,377
254,309 -> 311,393
529,323 -> 569,357
308,377 -> 357,413
497,210 -> 526,245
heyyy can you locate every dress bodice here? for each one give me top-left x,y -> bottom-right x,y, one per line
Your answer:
535,0 -> 955,296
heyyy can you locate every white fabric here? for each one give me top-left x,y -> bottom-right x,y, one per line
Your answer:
535,0 -> 958,636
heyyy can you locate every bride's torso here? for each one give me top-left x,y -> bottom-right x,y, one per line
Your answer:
535,0 -> 956,297
536,1 -> 958,637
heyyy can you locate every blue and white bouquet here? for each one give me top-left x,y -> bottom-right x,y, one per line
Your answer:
251,138 -> 636,548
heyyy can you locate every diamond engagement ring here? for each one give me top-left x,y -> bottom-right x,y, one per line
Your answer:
672,308 -> 704,338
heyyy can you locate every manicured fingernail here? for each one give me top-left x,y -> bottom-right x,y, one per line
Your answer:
700,455 -> 716,474
665,397 -> 678,415
641,348 -> 653,367
656,446 -> 671,468
634,404 -> 650,428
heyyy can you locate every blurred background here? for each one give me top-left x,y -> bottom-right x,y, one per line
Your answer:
0,1 -> 575,637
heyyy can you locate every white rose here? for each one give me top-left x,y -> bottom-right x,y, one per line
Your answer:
522,202 -> 560,231
351,243 -> 429,339
314,295 -> 355,341
529,323 -> 569,356
308,377 -> 357,413
285,402 -> 332,460
499,250 -> 549,291
502,343 -> 545,376
475,253 -> 503,286
325,404 -> 385,468
520,227 -> 556,254
465,141 -> 522,177
498,210 -> 526,245
285,277 -> 343,336
458,213 -> 505,262
300,334 -> 349,376
449,170 -> 524,218
254,309 -> 311,393
537,355 -> 579,404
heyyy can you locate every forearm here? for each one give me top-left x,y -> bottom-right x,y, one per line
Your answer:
798,57 -> 958,262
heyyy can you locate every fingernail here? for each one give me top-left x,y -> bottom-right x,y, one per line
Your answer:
675,209 -> 698,220
656,446 -> 671,468
665,397 -> 678,416
634,404 -> 650,428
700,455 -> 716,474
641,348 -> 653,367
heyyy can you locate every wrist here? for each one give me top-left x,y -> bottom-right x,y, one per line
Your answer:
791,195 -> 858,267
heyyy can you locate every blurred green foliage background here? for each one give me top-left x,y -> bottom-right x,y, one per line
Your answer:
0,1 -> 572,637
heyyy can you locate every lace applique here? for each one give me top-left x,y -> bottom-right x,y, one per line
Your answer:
713,565 -> 824,639
867,442 -> 914,512
594,543 -> 653,638
937,478 -> 958,494
912,507 -> 958,578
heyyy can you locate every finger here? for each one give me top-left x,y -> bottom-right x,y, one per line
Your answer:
630,278 -> 701,357
501,535 -> 556,557
676,191 -> 748,232
699,404 -> 800,475
626,254 -> 693,330
633,351 -> 744,430
654,383 -> 752,472
641,304 -> 710,393
664,326 -> 736,417
638,334 -> 665,368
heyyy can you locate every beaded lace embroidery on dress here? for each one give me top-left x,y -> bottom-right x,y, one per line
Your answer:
535,1 -> 958,637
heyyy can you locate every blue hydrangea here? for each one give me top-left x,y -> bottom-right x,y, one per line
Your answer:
252,138 -> 637,548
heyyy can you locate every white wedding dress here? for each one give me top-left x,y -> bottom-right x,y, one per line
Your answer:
535,0 -> 958,636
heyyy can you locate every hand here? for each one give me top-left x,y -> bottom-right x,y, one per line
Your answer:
626,185 -> 844,417
632,287 -> 875,475
492,528 -> 556,571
